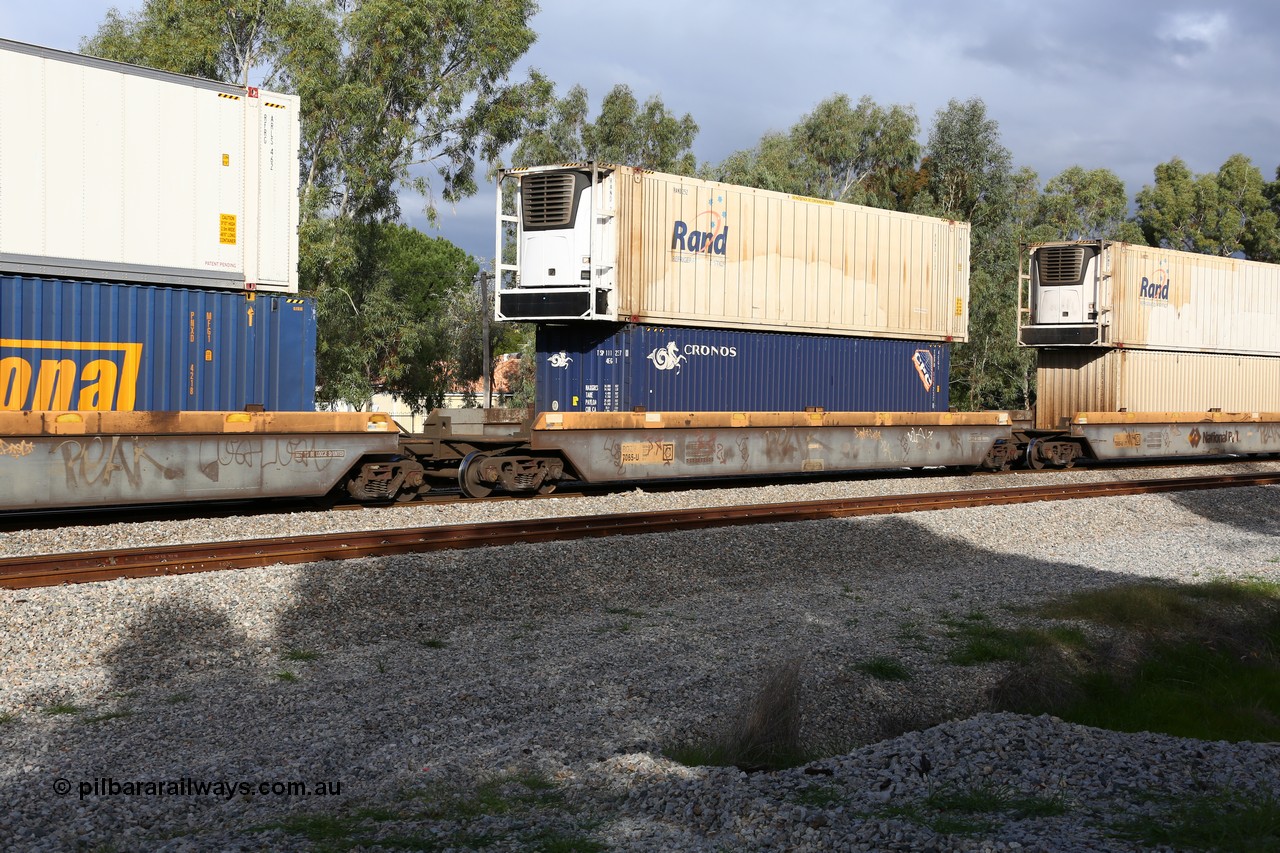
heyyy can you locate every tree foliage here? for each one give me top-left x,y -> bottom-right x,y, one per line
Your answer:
308,222 -> 478,409
789,94 -> 920,206
1135,155 -> 1279,258
919,98 -> 1031,411
710,94 -> 919,208
1038,166 -> 1144,243
512,83 -> 698,174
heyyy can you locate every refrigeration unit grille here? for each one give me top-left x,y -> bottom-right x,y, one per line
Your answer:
521,173 -> 577,228
1037,245 -> 1088,285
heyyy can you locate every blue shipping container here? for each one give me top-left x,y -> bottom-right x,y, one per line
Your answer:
1,276 -> 316,412
536,324 -> 949,414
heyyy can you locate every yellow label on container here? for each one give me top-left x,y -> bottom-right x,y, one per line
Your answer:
205,350 -> 213,362
219,213 -> 237,245
222,153 -> 230,167
955,298 -> 964,316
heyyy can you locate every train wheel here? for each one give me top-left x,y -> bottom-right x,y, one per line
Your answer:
458,451 -> 494,498
1026,439 -> 1046,470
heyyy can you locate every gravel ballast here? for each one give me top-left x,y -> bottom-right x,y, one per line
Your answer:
2,465 -> 1279,851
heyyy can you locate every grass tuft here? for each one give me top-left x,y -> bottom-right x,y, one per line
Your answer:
276,670 -> 299,683
667,658 -> 814,772
947,622 -> 1086,666
274,772 -> 578,851
988,580 -> 1280,742
854,656 -> 913,682
922,780 -> 1069,819
879,781 -> 1070,836
82,710 -> 133,724
1112,789 -> 1280,852
283,648 -> 321,662
42,702 -> 80,716
792,784 -> 844,808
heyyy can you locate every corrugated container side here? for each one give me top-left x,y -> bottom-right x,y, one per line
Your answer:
1109,243 -> 1280,354
1035,348 -> 1280,429
536,323 -> 949,414
0,38 -> 300,292
504,164 -> 969,341
0,276 -> 315,411
615,169 -> 969,340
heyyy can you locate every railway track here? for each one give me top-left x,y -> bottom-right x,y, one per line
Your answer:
0,456 -> 1260,534
3,471 -> 1278,589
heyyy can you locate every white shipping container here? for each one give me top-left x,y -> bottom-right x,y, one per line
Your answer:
0,39 -> 299,292
1034,348 -> 1280,429
1021,240 -> 1280,355
495,163 -> 970,342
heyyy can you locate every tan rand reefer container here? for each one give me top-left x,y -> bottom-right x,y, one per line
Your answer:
0,38 -> 300,292
1034,348 -> 1280,429
498,164 -> 970,342
1022,240 -> 1280,354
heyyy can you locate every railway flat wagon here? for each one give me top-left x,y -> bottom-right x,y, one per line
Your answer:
522,411 -> 1012,490
0,38 -> 299,293
1,276 -> 316,412
535,323 -> 949,415
495,163 -> 970,342
0,411 -> 398,511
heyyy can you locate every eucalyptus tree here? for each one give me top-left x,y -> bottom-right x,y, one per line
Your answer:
918,98 -> 1031,411
1212,154 -> 1279,260
710,94 -> 919,209
1136,155 -> 1279,259
789,94 -> 920,207
1038,166 -> 1144,243
512,83 -> 699,174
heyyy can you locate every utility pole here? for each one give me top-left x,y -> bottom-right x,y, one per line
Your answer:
480,270 -> 492,409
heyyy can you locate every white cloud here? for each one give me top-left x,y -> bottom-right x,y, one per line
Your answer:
1157,11 -> 1231,65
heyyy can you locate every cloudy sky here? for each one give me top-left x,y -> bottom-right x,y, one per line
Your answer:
6,1 -> 1279,261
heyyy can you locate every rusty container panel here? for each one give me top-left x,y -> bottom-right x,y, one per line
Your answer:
1107,242 -> 1280,354
1035,348 -> 1280,429
501,164 -> 970,341
1,275 -> 316,412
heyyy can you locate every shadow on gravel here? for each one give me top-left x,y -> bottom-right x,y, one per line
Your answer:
1165,482 -> 1280,537
5,492 -> 1280,850
102,601 -> 249,694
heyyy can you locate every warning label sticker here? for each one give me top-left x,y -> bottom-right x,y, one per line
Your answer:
219,214 -> 238,245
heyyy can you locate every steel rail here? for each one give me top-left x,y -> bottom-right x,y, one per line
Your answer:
3,472 -> 1278,589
